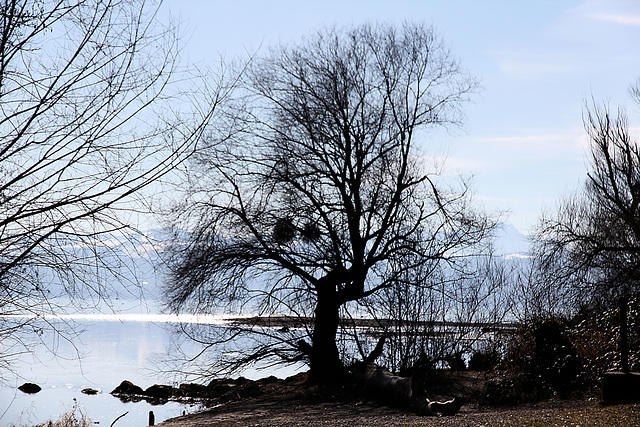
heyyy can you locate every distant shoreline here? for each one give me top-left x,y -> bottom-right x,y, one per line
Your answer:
231,315 -> 520,334
1,313 -> 521,334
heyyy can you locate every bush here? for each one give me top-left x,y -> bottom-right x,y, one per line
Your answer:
569,297 -> 640,384
485,318 -> 586,405
468,348 -> 501,372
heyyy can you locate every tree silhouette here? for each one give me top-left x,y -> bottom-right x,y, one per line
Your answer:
534,80 -> 640,310
164,23 -> 493,380
0,0 -> 221,368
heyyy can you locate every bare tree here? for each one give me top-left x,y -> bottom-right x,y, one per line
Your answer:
164,22 -> 494,380
533,80 -> 640,310
337,247 -> 514,375
0,0 -> 221,369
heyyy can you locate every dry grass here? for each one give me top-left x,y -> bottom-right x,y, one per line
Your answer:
12,405 -> 92,427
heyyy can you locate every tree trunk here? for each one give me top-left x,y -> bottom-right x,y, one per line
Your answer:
309,291 -> 344,381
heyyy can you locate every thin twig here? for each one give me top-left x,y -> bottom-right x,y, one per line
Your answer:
110,411 -> 129,427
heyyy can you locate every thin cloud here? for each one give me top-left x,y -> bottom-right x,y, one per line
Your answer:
480,135 -> 569,143
590,14 -> 640,26
499,60 -> 573,77
479,132 -> 588,151
442,156 -> 489,173
473,194 -> 545,204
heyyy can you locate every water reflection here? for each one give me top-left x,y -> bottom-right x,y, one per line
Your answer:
0,316 -> 198,426
1,308 -> 304,426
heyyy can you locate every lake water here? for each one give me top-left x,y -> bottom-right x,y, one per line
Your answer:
0,312 -> 302,427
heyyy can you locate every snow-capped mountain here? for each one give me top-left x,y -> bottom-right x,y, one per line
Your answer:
492,223 -> 531,257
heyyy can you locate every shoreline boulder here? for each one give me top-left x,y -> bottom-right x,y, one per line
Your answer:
18,383 -> 41,394
111,380 -> 144,396
144,384 -> 179,400
179,383 -> 209,398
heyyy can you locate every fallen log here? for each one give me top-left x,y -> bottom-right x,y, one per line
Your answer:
356,365 -> 465,416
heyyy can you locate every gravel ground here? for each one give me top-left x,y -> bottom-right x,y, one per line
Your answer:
156,396 -> 640,426
149,371 -> 640,426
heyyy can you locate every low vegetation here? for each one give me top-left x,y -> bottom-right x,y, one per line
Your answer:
13,404 -> 91,427
482,297 -> 640,405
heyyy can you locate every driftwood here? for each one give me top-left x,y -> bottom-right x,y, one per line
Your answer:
356,365 -> 464,416
109,411 -> 128,427
352,336 -> 464,416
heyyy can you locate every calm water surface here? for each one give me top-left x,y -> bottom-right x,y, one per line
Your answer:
0,312 -> 300,426
1,317 -> 194,426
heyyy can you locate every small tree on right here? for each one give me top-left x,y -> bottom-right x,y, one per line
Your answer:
534,79 -> 640,311
487,88 -> 640,404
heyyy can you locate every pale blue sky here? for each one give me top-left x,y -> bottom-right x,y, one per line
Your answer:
168,0 -> 640,233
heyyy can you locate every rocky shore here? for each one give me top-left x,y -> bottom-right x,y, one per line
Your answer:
105,372 -> 640,427
109,373 -> 302,405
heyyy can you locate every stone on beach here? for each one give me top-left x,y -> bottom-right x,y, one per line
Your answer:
18,383 -> 41,394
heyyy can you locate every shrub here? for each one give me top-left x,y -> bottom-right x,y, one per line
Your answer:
468,348 -> 501,372
485,318 -> 586,405
569,297 -> 640,385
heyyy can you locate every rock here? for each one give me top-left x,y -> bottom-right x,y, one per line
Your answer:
81,387 -> 99,395
144,384 -> 178,400
603,371 -> 640,405
207,378 -> 234,387
179,383 -> 209,398
111,380 -> 144,396
207,379 -> 234,397
284,372 -> 308,384
236,381 -> 262,398
257,375 -> 279,385
234,376 -> 249,385
18,383 -> 41,394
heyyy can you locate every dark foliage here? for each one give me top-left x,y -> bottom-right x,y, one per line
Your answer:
485,298 -> 640,406
485,318 -> 586,405
569,297 -> 640,383
468,348 -> 501,372
272,217 -> 296,243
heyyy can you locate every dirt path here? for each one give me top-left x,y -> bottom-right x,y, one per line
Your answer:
157,396 -> 640,426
